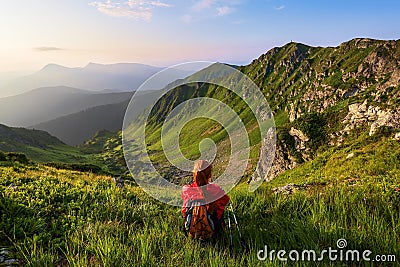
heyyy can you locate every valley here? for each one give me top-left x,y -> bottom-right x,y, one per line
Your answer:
0,38 -> 399,266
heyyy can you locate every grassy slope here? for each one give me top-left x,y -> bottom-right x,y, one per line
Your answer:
1,39 -> 400,266
0,124 -> 96,164
128,39 -> 400,185
13,145 -> 94,164
0,130 -> 398,266
130,82 -> 263,180
0,125 -> 119,174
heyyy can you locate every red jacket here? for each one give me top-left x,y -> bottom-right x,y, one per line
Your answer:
181,182 -> 229,220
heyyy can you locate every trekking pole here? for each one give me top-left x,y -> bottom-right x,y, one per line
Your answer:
229,203 -> 249,252
227,209 -> 234,256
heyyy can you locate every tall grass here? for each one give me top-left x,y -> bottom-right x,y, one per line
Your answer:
1,160 -> 398,266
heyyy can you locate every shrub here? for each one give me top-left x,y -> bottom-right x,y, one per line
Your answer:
0,150 -> 6,161
5,152 -> 29,164
293,112 -> 327,150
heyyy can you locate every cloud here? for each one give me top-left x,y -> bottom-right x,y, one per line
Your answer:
193,0 -> 216,11
188,0 -> 237,19
90,0 -> 171,21
216,6 -> 234,16
150,1 -> 171,7
33,47 -> 65,52
274,5 -> 285,11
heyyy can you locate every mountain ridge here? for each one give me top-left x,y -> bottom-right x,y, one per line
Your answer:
0,62 -> 163,97
120,37 -> 400,183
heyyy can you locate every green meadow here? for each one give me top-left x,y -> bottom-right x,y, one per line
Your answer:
1,129 -> 398,266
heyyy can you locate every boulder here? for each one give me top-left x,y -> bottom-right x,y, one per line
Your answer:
369,109 -> 400,136
289,127 -> 309,150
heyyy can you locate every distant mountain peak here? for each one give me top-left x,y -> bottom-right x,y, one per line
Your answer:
84,62 -> 105,69
26,86 -> 92,95
0,62 -> 165,97
40,63 -> 69,71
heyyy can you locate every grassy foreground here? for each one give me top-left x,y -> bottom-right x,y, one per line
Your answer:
1,138 -> 399,267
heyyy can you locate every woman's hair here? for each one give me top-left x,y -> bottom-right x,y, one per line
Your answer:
192,160 -> 212,187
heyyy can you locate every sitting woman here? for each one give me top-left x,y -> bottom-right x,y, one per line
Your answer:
182,160 -> 229,238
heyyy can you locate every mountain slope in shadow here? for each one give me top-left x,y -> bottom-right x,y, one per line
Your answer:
31,90 -> 162,146
32,100 -> 129,146
0,86 -> 133,127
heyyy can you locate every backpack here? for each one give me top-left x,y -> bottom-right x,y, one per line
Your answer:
184,199 -> 215,240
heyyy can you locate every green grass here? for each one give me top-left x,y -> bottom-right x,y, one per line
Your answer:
26,145 -> 94,163
1,134 -> 399,267
0,141 -> 93,165
1,39 -> 400,266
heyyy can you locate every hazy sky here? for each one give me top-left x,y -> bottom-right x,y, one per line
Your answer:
1,0 -> 399,73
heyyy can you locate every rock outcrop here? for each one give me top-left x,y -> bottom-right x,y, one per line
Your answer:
369,109 -> 400,135
341,100 -> 400,136
264,141 -> 298,182
289,127 -> 309,150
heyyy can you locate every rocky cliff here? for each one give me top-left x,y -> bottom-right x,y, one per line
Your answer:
241,38 -> 400,180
